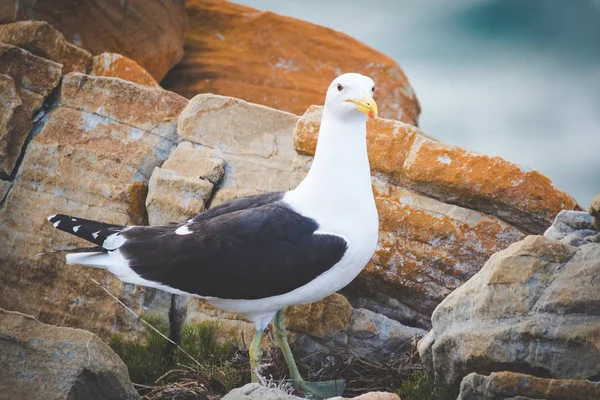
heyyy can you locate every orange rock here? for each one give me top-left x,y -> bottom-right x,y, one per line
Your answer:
284,293 -> 353,338
91,52 -> 159,87
0,21 -> 91,73
294,106 -> 579,234
162,0 -> 420,124
342,392 -> 401,400
16,0 -> 186,81
345,183 -> 526,320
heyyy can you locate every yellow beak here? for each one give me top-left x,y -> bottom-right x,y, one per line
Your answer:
345,93 -> 378,119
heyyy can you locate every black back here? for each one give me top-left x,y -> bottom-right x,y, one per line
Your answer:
122,202 -> 348,300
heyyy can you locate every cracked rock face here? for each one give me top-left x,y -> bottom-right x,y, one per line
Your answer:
418,235 -> 600,395
0,42 -> 62,177
0,308 -> 140,400
0,73 -> 187,339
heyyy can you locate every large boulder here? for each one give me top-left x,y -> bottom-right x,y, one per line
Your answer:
0,73 -> 187,339
0,308 -> 140,400
457,371 -> 600,400
162,0 -> 420,125
418,235 -> 600,394
16,0 -> 186,81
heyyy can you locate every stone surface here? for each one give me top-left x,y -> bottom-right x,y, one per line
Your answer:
0,73 -> 187,339
0,0 -> 17,23
342,393 -> 401,400
163,0 -> 420,124
543,210 -> 597,246
295,105 -> 579,234
0,21 -> 92,73
0,308 -> 140,400
16,0 -> 186,81
146,167 -> 214,225
418,235 -> 600,394
285,293 -> 353,338
146,141 -> 223,226
0,179 -> 10,201
222,383 -> 302,400
178,93 -> 307,206
589,194 -> 600,232
457,371 -> 600,400
91,52 -> 159,87
0,42 -> 62,177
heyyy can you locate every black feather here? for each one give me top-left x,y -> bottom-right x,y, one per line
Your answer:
47,214 -> 124,246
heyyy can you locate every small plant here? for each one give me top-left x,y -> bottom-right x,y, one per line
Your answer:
396,370 -> 449,400
109,314 -> 172,385
109,314 -> 245,397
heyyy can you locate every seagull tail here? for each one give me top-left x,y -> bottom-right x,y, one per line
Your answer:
46,213 -> 125,247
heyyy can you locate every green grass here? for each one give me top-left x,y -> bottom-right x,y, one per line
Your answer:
109,314 -> 243,394
396,370 -> 450,400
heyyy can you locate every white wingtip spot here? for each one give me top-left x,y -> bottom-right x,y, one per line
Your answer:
53,221 -> 60,228
92,231 -> 100,239
48,214 -> 57,221
73,225 -> 81,233
175,225 -> 193,235
71,218 -> 77,222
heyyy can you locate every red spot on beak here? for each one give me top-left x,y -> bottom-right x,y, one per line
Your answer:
368,110 -> 375,119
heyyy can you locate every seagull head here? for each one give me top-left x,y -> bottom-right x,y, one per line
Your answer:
324,73 -> 378,120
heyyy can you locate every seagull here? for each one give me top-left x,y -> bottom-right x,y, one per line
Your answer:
45,73 -> 379,398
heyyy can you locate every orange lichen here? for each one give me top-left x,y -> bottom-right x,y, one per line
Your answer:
162,0 -> 420,124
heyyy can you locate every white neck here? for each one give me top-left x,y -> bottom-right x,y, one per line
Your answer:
285,109 -> 376,229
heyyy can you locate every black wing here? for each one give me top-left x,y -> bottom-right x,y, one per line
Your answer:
120,202 -> 348,300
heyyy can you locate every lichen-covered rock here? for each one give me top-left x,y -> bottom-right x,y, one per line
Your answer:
0,42 -> 62,177
457,371 -> 600,400
0,21 -> 92,73
16,0 -> 186,81
163,0 -> 420,124
295,105 -> 579,234
418,235 -> 600,394
0,73 -> 187,339
91,52 -> 159,87
0,308 -> 140,400
285,293 -> 354,338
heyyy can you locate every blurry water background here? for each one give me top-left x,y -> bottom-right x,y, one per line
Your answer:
234,0 -> 600,207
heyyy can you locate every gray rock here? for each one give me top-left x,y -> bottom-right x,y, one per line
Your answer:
222,383 -> 302,400
457,371 -> 600,400
347,308 -> 426,358
418,236 -> 600,395
544,210 -> 597,245
0,308 -> 140,400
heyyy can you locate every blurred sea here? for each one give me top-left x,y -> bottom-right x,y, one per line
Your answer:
234,0 -> 600,207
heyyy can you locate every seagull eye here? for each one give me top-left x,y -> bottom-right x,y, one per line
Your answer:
372,86 -> 375,93
336,83 -> 344,92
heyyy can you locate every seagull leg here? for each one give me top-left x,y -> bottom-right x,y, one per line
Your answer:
249,328 -> 264,382
274,309 -> 346,399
